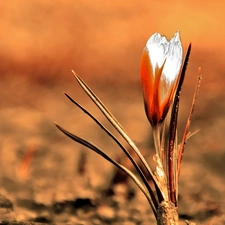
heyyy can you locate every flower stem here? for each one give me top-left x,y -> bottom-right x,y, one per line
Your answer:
153,126 -> 161,159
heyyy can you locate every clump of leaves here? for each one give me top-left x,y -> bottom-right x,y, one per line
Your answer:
55,31 -> 201,225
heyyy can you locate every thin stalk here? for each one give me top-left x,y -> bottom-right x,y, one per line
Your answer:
177,70 -> 202,178
153,125 -> 169,202
64,92 -> 158,209
55,123 -> 157,217
167,43 -> 192,206
152,126 -> 161,158
174,131 -> 179,202
72,71 -> 164,203
167,100 -> 179,205
161,116 -> 169,176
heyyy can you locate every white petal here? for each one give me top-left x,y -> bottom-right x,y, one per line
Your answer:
162,31 -> 183,84
145,32 -> 183,84
145,33 -> 169,73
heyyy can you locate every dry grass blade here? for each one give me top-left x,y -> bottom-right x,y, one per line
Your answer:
72,70 -> 163,202
64,92 -> 158,209
71,71 -> 125,131
55,123 -> 157,217
177,68 -> 202,178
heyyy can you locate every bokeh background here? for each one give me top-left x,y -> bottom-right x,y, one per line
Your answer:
1,0 -> 225,83
0,1 -> 225,224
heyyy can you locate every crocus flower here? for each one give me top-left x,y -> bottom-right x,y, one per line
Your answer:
140,32 -> 183,127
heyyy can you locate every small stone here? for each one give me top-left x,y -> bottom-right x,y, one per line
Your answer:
97,205 -> 115,220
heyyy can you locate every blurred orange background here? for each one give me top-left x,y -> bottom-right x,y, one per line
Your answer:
0,0 -> 224,86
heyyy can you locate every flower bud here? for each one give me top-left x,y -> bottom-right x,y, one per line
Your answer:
140,31 -> 183,127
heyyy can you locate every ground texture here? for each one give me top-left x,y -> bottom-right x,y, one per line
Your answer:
0,73 -> 224,225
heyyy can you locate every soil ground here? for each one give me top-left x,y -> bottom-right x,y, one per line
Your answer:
0,68 -> 224,225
